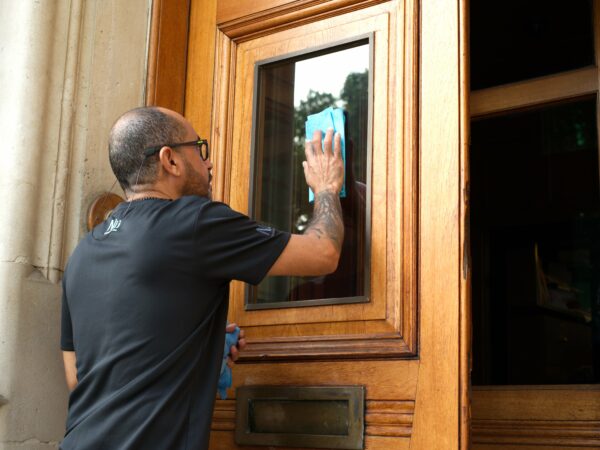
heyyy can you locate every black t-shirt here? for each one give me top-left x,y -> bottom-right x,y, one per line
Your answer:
60,196 -> 289,450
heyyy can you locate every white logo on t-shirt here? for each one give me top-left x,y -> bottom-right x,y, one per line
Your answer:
104,219 -> 122,235
256,226 -> 273,236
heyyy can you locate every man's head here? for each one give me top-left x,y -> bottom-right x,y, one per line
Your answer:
108,106 -> 212,199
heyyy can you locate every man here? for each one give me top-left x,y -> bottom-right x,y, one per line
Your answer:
60,106 -> 344,449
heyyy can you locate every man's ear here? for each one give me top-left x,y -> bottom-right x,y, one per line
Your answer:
158,146 -> 180,176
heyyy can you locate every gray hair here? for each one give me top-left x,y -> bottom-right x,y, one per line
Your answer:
108,107 -> 186,192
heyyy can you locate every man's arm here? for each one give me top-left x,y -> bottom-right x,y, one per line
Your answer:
62,351 -> 78,391
268,129 -> 344,276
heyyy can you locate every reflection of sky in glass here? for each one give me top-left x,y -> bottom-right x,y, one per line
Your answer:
293,45 -> 369,106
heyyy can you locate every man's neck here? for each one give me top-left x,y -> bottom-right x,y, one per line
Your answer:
126,188 -> 172,202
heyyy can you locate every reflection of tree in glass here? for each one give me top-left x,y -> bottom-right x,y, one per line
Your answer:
287,71 -> 369,300
293,89 -> 337,141
340,70 -> 368,182
291,71 -> 369,233
292,90 -> 338,233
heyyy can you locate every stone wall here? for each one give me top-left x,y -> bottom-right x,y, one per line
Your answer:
0,1 -> 151,447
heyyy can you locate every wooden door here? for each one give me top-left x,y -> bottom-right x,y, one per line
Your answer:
148,0 -> 469,448
467,1 -> 600,448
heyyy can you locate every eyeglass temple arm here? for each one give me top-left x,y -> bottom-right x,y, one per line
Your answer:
143,139 -> 208,157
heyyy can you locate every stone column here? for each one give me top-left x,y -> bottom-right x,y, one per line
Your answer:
0,1 -> 151,447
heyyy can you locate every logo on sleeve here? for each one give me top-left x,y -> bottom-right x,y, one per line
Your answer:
256,226 -> 274,236
104,218 -> 122,235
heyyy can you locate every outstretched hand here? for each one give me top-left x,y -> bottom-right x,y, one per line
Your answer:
225,322 -> 246,368
303,128 -> 344,195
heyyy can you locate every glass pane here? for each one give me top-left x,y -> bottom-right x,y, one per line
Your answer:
249,40 -> 371,306
471,97 -> 600,385
470,0 -> 595,90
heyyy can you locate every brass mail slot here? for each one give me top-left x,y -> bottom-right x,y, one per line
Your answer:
235,386 -> 364,449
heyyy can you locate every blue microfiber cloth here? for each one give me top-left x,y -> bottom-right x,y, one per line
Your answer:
218,325 -> 240,399
305,106 -> 347,202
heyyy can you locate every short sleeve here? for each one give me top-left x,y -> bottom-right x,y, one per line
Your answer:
60,273 -> 75,351
194,202 -> 290,284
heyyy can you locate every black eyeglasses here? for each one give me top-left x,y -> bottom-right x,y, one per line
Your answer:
144,138 -> 210,161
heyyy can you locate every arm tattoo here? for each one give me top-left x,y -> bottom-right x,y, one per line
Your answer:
306,190 -> 344,253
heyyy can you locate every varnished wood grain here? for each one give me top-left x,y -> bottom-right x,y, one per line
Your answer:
472,419 -> 600,448
239,333 -> 412,361
211,398 -> 415,438
411,0 -> 463,447
472,386 -> 600,421
595,0 -> 600,70
208,30 -> 236,203
459,0 -> 471,447
472,387 -> 600,446
469,2 -> 600,449
218,0 -> 387,40
470,67 -> 598,118
231,360 -> 420,400
184,0 -> 218,144
145,0 -> 191,112
594,0 -> 600,232
217,0 -> 300,24
181,0 -> 467,447
217,2 -> 420,361
365,400 -> 415,437
473,445 -> 597,450
209,430 -> 410,450
211,399 -> 235,431
399,0 -> 419,364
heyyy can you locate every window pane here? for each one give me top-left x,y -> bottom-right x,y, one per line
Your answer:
471,98 -> 600,385
470,0 -> 595,90
249,41 -> 371,306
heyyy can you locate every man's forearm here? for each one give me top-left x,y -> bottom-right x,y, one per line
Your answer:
63,351 -> 78,391
305,189 -> 344,253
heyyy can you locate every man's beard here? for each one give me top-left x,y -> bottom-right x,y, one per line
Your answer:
181,157 -> 211,199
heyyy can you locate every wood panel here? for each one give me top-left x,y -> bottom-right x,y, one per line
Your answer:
217,0 -> 387,40
471,387 -> 600,448
594,0 -> 600,199
211,1 -> 420,361
184,0 -> 218,142
398,0 -> 419,350
178,0 -> 467,447
146,0 -> 191,112
410,0 -> 462,447
211,398 -> 416,438
473,445 -> 597,450
470,67 -> 598,118
211,360 -> 419,448
459,0 -> 471,447
229,359 -> 420,400
228,360 -> 419,400
365,400 -> 414,437
209,430 -> 410,450
468,1 -> 600,449
596,0 -> 600,70
472,386 -> 600,421
217,0 -> 299,24
206,30 -> 236,203
472,419 -> 600,448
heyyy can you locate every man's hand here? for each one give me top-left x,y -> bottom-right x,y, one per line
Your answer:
303,129 -> 344,196
302,129 -> 345,254
225,323 -> 246,369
